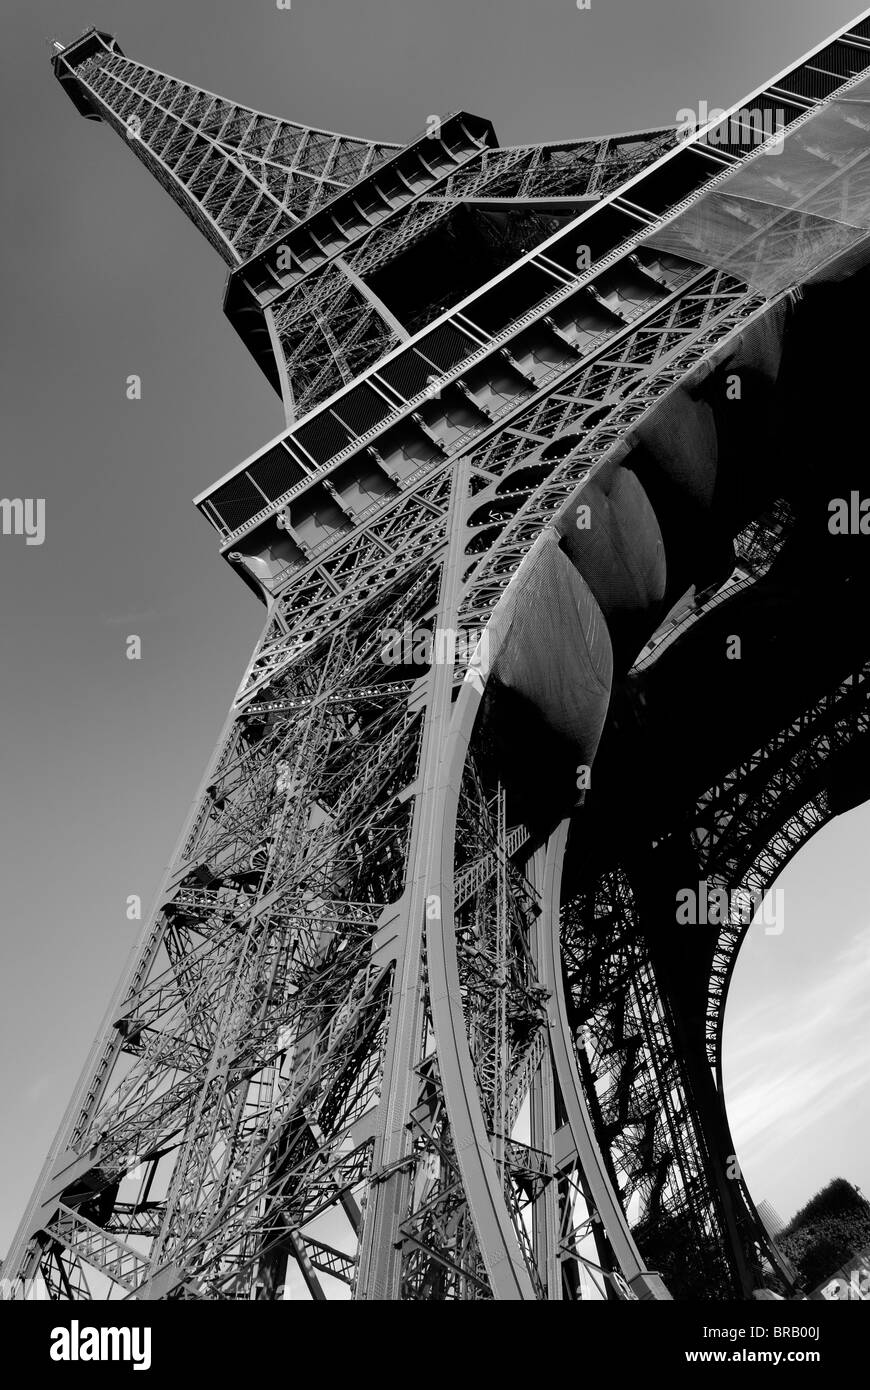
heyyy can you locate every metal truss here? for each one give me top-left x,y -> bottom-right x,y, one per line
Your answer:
53,30 -> 673,419
9,9 -> 870,1302
55,32 -> 400,264
693,663 -> 870,1072
559,660 -> 870,1300
558,871 -> 740,1300
265,129 -> 676,415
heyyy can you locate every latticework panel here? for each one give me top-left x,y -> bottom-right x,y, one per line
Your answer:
56,32 -> 398,265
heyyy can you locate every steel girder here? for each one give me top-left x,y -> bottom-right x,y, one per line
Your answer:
555,661 -> 870,1299
9,10 -> 870,1301
1,267 -> 790,1298
53,30 -> 674,419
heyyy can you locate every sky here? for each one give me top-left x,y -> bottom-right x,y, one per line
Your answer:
723,811 -> 870,1223
1,0 -> 868,1260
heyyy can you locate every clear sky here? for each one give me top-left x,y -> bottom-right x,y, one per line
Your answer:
1,0 -> 867,1258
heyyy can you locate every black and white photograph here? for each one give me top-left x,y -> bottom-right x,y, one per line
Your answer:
1,0 -> 869,1364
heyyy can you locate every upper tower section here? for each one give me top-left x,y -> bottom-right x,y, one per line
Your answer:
50,29 -> 673,420
51,27 -> 400,266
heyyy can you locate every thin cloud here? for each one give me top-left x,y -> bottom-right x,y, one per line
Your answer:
724,925 -> 870,1184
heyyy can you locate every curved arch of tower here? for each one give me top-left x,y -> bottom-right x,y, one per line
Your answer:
7,14 -> 870,1300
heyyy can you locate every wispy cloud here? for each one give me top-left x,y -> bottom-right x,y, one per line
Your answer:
724,924 -> 870,1190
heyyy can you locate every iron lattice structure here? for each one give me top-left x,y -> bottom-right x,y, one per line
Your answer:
8,14 -> 870,1299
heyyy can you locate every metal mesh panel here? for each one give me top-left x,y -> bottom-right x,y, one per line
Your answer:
818,39 -> 870,79
415,322 -> 477,370
377,350 -> 442,399
644,85 -> 870,296
331,382 -> 391,435
247,444 -> 309,501
208,473 -> 268,533
468,265 -> 555,335
699,97 -> 801,160
633,153 -> 713,217
778,66 -> 843,102
295,412 -> 354,464
488,530 -> 613,756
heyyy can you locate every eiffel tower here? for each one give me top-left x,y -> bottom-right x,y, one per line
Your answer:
7,12 -> 870,1300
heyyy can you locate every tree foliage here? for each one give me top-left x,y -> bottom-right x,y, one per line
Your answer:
778,1179 -> 870,1289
